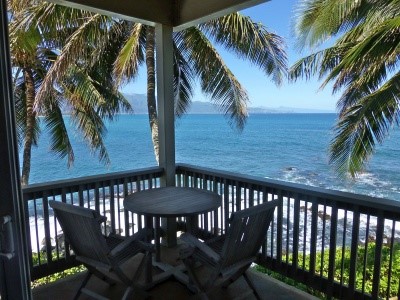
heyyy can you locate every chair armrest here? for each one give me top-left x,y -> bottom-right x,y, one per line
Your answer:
110,230 -> 154,257
98,215 -> 107,224
180,233 -> 220,263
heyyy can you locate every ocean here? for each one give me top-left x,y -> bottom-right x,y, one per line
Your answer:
26,113 -> 400,201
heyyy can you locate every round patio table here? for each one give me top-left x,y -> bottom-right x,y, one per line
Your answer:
124,186 -> 221,258
124,186 -> 222,286
124,186 -> 221,217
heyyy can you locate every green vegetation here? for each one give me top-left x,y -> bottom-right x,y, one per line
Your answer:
291,0 -> 400,177
31,252 -> 85,289
256,242 -> 400,299
254,266 -> 327,299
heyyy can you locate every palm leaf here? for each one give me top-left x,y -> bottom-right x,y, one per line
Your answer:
200,12 -> 287,85
173,32 -> 195,117
330,72 -> 400,176
182,27 -> 249,129
35,13 -> 110,111
43,95 -> 75,166
114,23 -> 145,85
293,0 -> 373,49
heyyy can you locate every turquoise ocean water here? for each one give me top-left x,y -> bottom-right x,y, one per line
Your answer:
25,113 -> 400,201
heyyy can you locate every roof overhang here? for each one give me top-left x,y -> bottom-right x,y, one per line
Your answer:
48,0 -> 269,30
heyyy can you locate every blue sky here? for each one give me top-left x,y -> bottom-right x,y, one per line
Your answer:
121,0 -> 338,111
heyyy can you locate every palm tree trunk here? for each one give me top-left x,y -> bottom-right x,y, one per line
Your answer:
21,68 -> 36,185
145,26 -> 160,163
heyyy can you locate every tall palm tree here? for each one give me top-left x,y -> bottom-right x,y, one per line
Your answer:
9,2 -> 131,185
113,14 -> 287,161
290,0 -> 400,177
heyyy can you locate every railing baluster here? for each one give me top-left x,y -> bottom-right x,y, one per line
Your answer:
268,188 -> 275,258
320,202 -> 327,279
78,184 -> 84,207
285,193 -> 290,266
348,206 -> 360,298
387,220 -> 396,299
292,193 -> 300,276
302,196 -> 308,272
42,192 -> 53,263
235,182 -> 241,212
327,202 -> 338,299
372,212 -> 384,299
309,196 -> 318,278
223,179 -> 229,232
276,190 -> 283,266
123,178 -> 130,236
109,180 -> 116,233
362,214 -> 371,295
339,208 -> 348,298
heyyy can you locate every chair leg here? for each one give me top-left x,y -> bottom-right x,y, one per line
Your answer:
222,265 -> 249,289
243,271 -> 262,300
122,287 -> 134,300
73,272 -> 92,300
122,285 -> 150,300
182,257 -> 202,294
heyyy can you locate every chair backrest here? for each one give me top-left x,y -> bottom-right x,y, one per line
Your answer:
49,201 -> 111,265
219,200 -> 277,269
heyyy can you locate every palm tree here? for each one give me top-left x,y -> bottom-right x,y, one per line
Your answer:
9,2 -> 131,185
290,0 -> 400,177
113,14 -> 287,161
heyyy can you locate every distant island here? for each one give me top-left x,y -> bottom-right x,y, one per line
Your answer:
122,93 -> 335,114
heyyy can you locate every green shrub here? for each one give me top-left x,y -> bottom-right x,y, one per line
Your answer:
31,252 -> 86,288
256,242 -> 400,299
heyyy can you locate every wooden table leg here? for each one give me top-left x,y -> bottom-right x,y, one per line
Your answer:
154,217 -> 161,262
161,217 -> 177,247
186,215 -> 199,234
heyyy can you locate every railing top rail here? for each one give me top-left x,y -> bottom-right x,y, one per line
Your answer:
176,163 -> 400,213
23,166 -> 163,194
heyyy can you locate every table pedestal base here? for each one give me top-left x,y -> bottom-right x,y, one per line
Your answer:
150,259 -> 197,293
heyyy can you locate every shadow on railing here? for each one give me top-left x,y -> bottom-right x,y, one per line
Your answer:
176,164 -> 400,300
24,164 -> 400,299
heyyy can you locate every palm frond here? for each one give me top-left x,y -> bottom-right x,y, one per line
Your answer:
35,13 -> 109,111
293,0 -> 372,49
200,12 -> 287,85
114,23 -> 145,85
43,96 -> 75,166
182,27 -> 249,129
173,32 -> 195,117
330,72 -> 400,177
289,44 -> 350,82
323,16 -> 400,93
63,78 -> 111,165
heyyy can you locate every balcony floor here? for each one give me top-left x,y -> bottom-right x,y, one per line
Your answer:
32,244 -> 318,300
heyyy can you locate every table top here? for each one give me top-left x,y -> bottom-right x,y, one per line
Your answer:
123,187 -> 221,217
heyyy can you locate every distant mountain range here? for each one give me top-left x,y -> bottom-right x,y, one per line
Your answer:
122,93 -> 335,114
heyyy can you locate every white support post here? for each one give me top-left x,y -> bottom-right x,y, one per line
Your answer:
156,24 -> 175,188
155,24 -> 177,247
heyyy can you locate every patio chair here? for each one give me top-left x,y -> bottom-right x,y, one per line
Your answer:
180,200 -> 278,300
49,200 -> 154,300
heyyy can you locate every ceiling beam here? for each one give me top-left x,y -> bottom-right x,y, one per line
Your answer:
173,0 -> 269,31
48,0 -> 173,26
